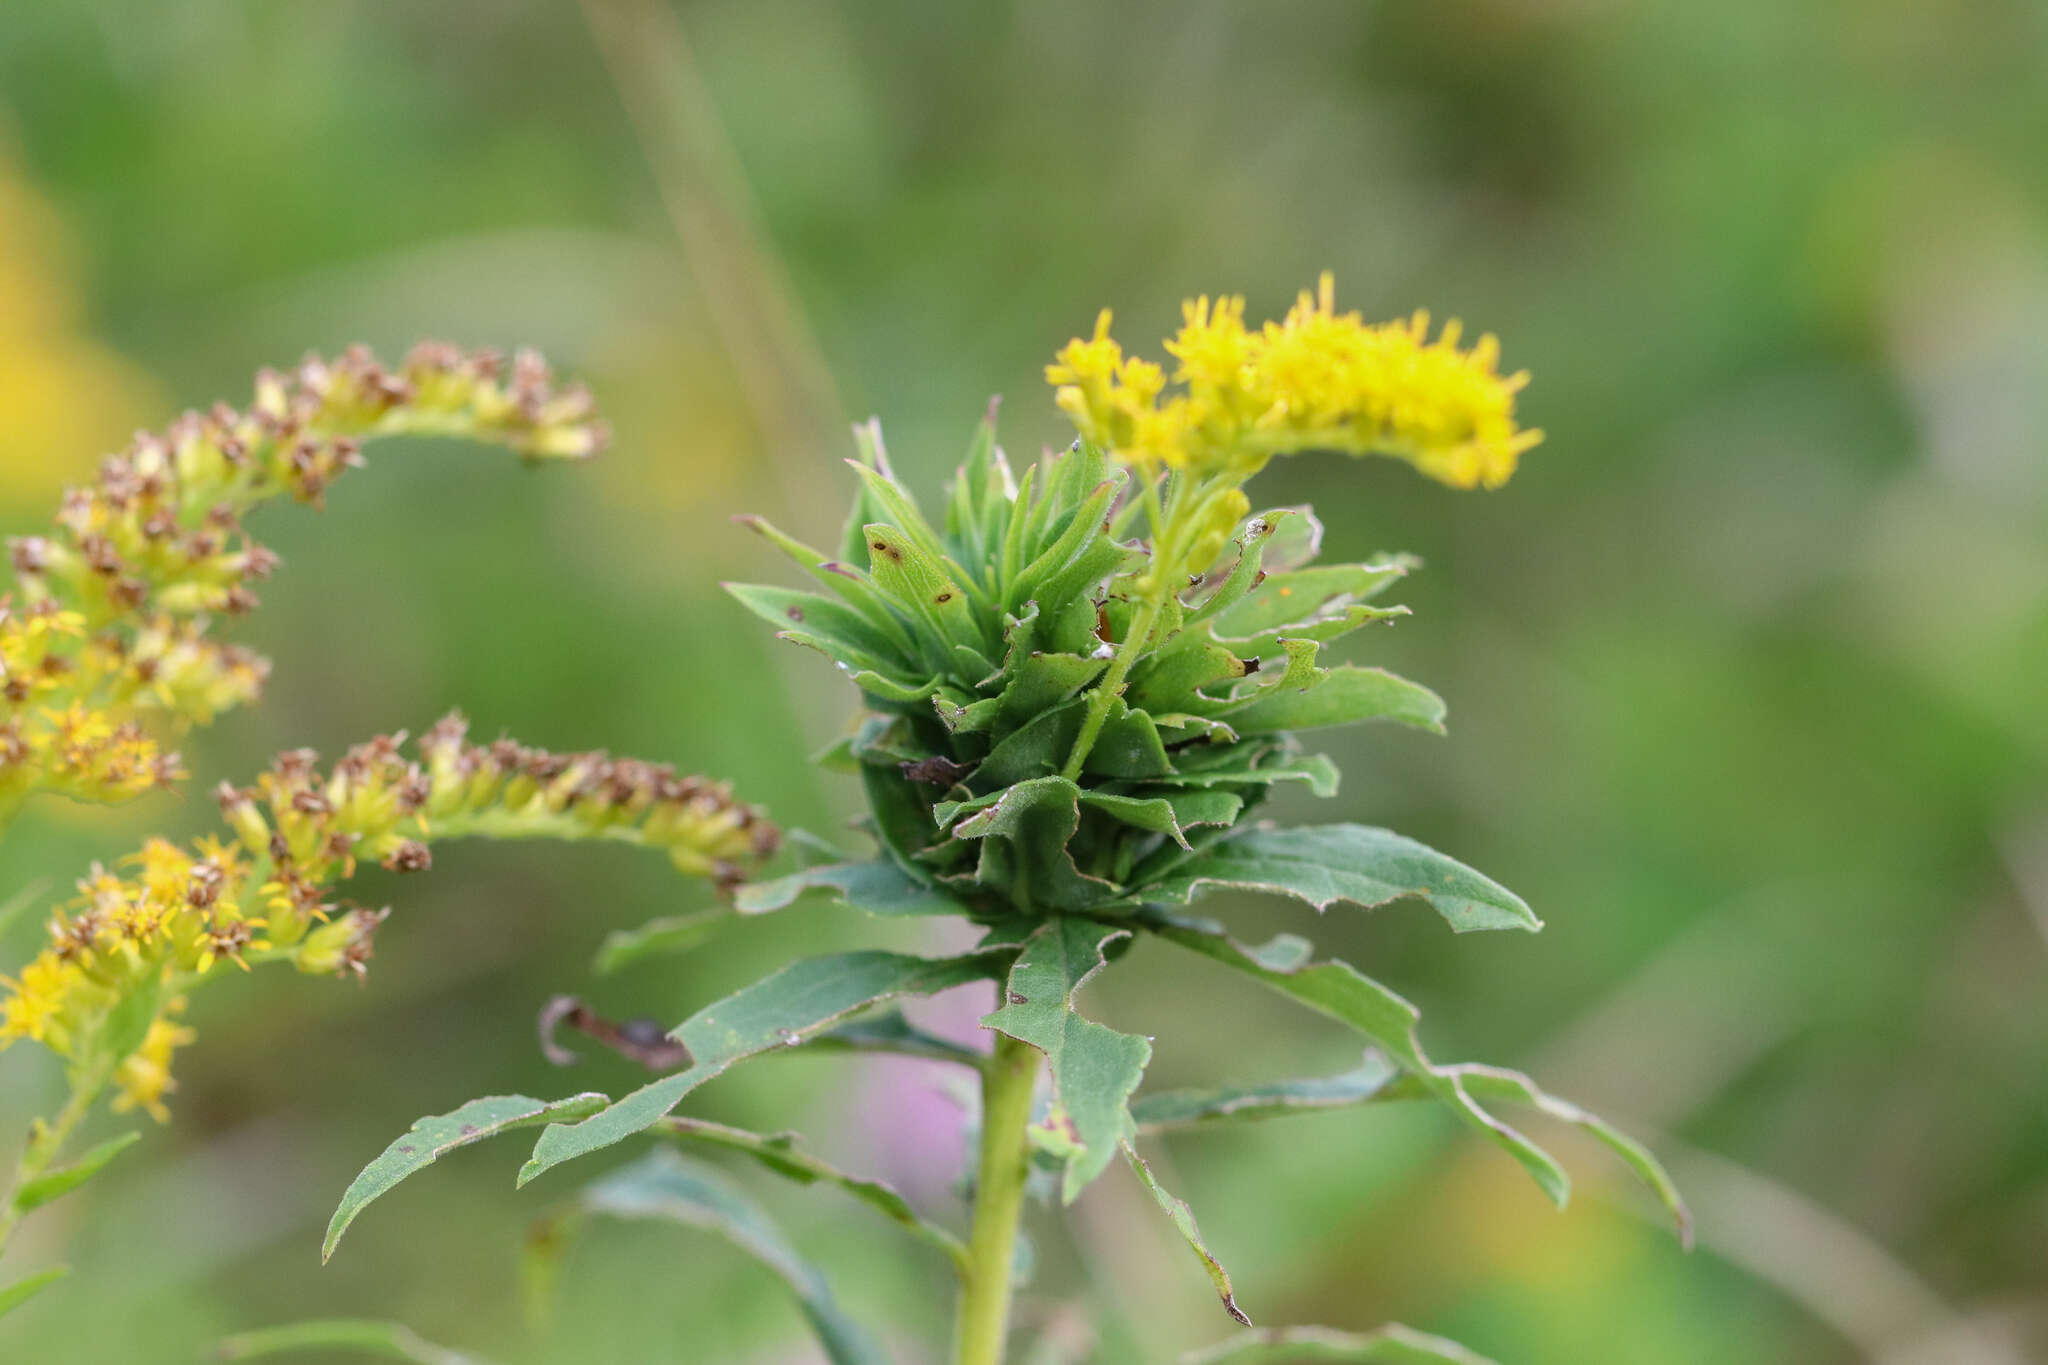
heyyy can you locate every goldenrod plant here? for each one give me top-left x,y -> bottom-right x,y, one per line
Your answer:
5,282 -> 1690,1364
0,346 -> 770,1307
265,279 -> 1684,1365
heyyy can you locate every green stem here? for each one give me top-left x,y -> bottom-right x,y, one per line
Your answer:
0,1065 -> 107,1259
1059,593 -> 1165,781
954,1029 -> 1040,1365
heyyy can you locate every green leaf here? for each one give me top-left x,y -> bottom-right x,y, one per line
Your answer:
730,517 -> 919,656
1125,1053 -> 1691,1244
810,1011 -> 987,1066
723,581 -> 912,673
995,651 -> 1108,727
521,948 -> 1005,1184
213,1319 -> 494,1364
972,698 -> 1084,790
1214,603 -> 1409,660
735,857 -> 974,917
11,1130 -> 141,1213
1008,478 -> 1121,611
324,1093 -> 608,1261
574,1150 -> 889,1365
850,461 -> 983,607
659,1116 -> 967,1268
1385,1063 -> 1693,1248
946,777 -> 1119,912
1131,1055 -> 1400,1132
1142,914 -> 1571,1207
0,1265 -> 67,1319
1223,666 -> 1445,735
984,918 -> 1151,1201
1181,1323 -> 1500,1365
1123,824 -> 1540,934
1124,1142 -> 1251,1325
1163,748 -> 1340,799
1213,559 -> 1415,638
214,1326 -> 493,1365
863,522 -> 984,648
1080,788 -> 1243,851
592,908 -> 731,975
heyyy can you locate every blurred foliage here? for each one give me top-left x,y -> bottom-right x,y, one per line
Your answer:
1,1 -> 2045,1362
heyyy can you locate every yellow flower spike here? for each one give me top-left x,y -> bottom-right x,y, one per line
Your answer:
1047,273 -> 1542,490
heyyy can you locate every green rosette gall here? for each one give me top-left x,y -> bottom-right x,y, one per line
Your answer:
311,279 -> 1683,1365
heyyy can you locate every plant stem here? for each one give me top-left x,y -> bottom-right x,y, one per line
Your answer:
0,1068 -> 105,1259
1059,594 -> 1164,781
955,1029 -> 1041,1365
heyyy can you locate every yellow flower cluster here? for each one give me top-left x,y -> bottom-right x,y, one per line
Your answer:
1046,273 -> 1542,489
0,715 -> 775,1120
0,344 -> 609,823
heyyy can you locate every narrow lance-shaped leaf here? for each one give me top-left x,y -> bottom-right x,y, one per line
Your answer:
1120,824 -> 1541,934
10,1130 -> 141,1214
984,917 -> 1151,1201
1124,1142 -> 1251,1326
521,947 -> 1006,1184
569,1149 -> 890,1365
324,1093 -> 609,1261
0,1266 -> 68,1320
1142,913 -> 1572,1208
592,907 -> 731,975
1127,1053 -> 1691,1246
213,1319 -> 496,1365
736,857 -> 974,918
1181,1323 -> 1501,1365
659,1116 -> 967,1270
809,1011 -> 988,1066
1221,666 -> 1446,736
1131,1054 -> 1400,1132
1384,1063 -> 1692,1248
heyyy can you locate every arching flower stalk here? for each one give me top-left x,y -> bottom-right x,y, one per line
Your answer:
0,717 -> 774,1256
0,344 -> 608,828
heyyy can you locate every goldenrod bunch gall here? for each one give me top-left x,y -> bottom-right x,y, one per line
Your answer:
0,344 -> 607,825
1048,273 -> 1542,488
0,716 -> 775,1124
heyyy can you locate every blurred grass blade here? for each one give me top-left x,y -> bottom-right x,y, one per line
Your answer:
592,908 -> 730,974
11,1130 -> 140,1214
0,1265 -> 68,1318
659,1115 -> 966,1269
1182,1324 -> 1501,1364
213,1319 -> 494,1364
1123,1142 -> 1250,1325
325,1093 -> 609,1261
0,880 -> 48,942
569,1149 -> 889,1365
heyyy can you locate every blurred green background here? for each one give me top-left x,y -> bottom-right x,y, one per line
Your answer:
3,2 -> 2046,1361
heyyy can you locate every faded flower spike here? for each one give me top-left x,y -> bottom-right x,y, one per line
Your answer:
0,343 -> 606,828
0,716 -> 773,1127
1047,272 -> 1542,489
